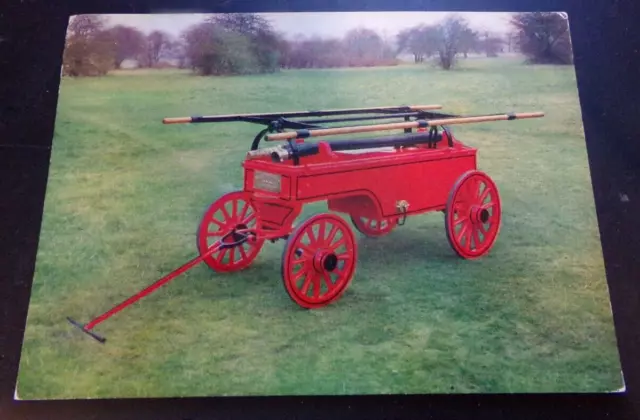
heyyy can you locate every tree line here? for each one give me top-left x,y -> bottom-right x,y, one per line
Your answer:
62,12 -> 572,77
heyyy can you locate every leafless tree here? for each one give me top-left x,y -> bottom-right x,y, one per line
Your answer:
207,13 -> 283,72
107,25 -> 146,68
481,31 -> 505,57
510,12 -> 573,64
140,30 -> 172,68
396,24 -> 439,62
181,20 -> 259,75
435,15 -> 471,70
459,27 -> 480,58
343,28 -> 386,66
505,30 -> 518,53
63,15 -> 115,76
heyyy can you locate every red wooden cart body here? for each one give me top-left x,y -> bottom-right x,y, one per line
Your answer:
242,131 -> 476,238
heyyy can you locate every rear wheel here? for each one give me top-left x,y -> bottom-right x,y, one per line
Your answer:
444,171 -> 502,259
350,215 -> 398,237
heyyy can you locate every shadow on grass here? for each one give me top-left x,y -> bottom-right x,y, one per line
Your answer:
158,211 -> 540,313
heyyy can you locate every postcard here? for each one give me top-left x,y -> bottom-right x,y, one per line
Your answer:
15,11 -> 624,399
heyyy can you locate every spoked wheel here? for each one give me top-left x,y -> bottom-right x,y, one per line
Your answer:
197,191 -> 265,272
445,170 -> 502,259
282,213 -> 358,309
350,215 -> 398,237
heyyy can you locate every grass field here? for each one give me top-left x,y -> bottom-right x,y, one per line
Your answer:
16,57 -> 623,399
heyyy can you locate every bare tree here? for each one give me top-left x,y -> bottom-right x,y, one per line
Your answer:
459,27 -> 480,58
182,21 -> 217,74
481,31 -> 505,57
207,13 -> 269,36
67,14 -> 105,38
416,25 -> 441,61
274,32 -> 293,68
435,15 -> 470,70
279,28 -> 396,69
180,17 -> 399,73
379,30 -> 398,62
107,25 -> 146,69
396,25 -> 439,63
396,27 -> 417,61
181,20 -> 258,75
343,28 -> 385,66
505,30 -> 518,53
285,36 -> 347,68
168,39 -> 188,68
510,12 -> 573,64
207,13 -> 282,72
63,15 -> 115,76
140,30 -> 171,68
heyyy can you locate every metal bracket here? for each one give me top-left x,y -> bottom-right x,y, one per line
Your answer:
396,200 -> 410,226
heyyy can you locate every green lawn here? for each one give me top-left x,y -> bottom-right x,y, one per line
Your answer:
16,58 -> 623,399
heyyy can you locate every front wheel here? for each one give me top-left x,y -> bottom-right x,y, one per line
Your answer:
281,213 -> 358,309
444,171 -> 502,259
197,191 -> 265,272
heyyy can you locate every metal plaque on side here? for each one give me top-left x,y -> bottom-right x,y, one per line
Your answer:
254,171 -> 281,193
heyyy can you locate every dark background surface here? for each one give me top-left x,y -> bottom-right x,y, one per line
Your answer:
1,0 -> 639,418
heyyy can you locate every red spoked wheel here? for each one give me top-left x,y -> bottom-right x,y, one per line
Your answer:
197,191 -> 265,272
445,171 -> 502,259
281,213 -> 358,309
350,215 -> 398,237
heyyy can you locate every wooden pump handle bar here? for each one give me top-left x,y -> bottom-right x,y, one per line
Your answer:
161,105 -> 443,124
265,112 -> 545,141
163,117 -> 193,124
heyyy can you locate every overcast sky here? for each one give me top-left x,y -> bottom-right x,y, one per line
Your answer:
101,12 -> 516,40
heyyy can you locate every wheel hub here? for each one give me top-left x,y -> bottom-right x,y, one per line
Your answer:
313,251 -> 338,272
470,206 -> 490,224
323,254 -> 339,271
479,208 -> 490,224
230,223 -> 248,243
